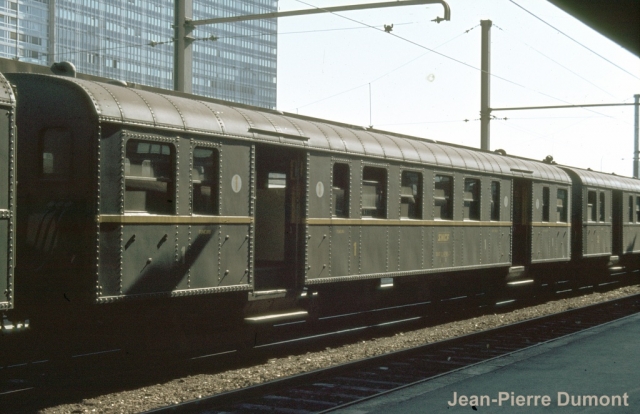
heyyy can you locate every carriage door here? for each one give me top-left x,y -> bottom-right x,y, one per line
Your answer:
254,145 -> 305,291
512,179 -> 532,265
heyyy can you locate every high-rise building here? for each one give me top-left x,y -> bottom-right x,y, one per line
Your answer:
0,0 -> 277,108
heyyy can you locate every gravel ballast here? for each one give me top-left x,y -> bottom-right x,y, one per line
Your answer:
41,284 -> 640,413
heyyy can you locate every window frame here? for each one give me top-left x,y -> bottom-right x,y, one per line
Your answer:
463,177 -> 481,221
400,170 -> 423,219
434,174 -> 453,220
191,145 -> 220,216
361,165 -> 388,219
124,138 -> 176,215
490,181 -> 500,221
332,162 -> 350,218
542,186 -> 550,223
557,188 -> 568,223
587,190 -> 597,223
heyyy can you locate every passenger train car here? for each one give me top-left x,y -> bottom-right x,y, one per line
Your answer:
1,71 -> 639,356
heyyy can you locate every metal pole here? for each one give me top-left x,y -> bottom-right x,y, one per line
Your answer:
191,0 -> 451,26
634,94 -> 640,178
174,0 -> 193,93
480,19 -> 491,151
174,0 -> 451,93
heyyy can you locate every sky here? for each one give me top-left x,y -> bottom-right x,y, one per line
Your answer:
274,0 -> 640,177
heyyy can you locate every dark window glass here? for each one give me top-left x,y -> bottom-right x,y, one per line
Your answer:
41,128 -> 71,178
636,196 -> 640,222
362,166 -> 387,218
332,163 -> 349,217
434,175 -> 453,220
630,195 -> 634,223
125,139 -> 174,214
587,191 -> 597,222
401,171 -> 422,219
464,178 -> 480,220
557,189 -> 568,222
542,187 -> 550,222
599,192 -> 605,222
192,147 -> 219,215
490,181 -> 500,221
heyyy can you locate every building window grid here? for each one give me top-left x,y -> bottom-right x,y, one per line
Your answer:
2,0 -> 276,106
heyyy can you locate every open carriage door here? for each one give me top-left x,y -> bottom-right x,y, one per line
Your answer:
254,145 -> 305,291
512,178 -> 532,266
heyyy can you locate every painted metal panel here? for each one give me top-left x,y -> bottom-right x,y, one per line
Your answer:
370,133 -> 404,160
162,94 -> 220,132
284,117 -> 331,150
310,122 -> 348,152
0,220 -> 8,307
399,226 -> 423,271
562,166 -> 640,192
360,225 -> 387,274
308,154 -> 331,219
463,227 -> 481,267
98,84 -> 156,125
388,226 -> 400,272
198,102 -> 248,137
121,224 -> 176,295
433,227 -> 453,268
622,224 -> 640,253
219,224 -> 251,287
182,224 -> 220,289
220,143 -> 251,217
393,136 -> 422,164
98,223 -> 122,296
334,127 -> 366,156
330,225 -> 350,276
307,225 -> 330,280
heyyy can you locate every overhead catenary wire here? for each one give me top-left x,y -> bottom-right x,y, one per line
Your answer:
507,0 -> 640,81
291,0 -> 619,119
492,25 -> 618,99
295,25 -> 480,110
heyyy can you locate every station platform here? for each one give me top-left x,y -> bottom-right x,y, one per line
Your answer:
337,312 -> 640,413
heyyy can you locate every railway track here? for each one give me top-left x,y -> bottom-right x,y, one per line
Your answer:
2,277 -> 638,413
145,292 -> 640,413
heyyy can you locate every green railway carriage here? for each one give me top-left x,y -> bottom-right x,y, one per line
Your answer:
561,166 -> 640,272
5,73 -> 579,316
0,73 -> 15,312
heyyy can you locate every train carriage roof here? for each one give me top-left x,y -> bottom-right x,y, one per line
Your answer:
0,72 -> 14,106
560,166 -> 640,192
9,73 -> 572,184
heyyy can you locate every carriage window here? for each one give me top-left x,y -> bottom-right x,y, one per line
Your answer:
333,163 -> 349,217
401,171 -> 422,219
362,166 -> 387,218
125,139 -> 174,214
464,178 -> 480,220
629,196 -> 634,222
557,189 -> 568,222
192,147 -> 219,215
434,175 -> 453,220
599,192 -> 605,222
41,128 -> 71,177
587,191 -> 597,222
490,181 -> 500,221
542,187 -> 550,222
636,196 -> 640,222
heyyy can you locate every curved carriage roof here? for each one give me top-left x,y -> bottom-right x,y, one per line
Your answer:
0,72 -> 15,106
560,166 -> 640,192
14,74 -> 571,184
